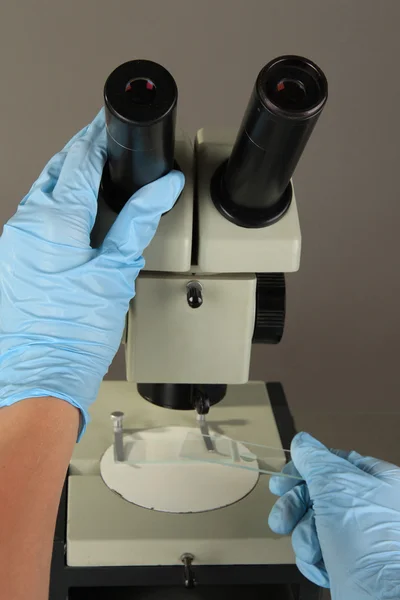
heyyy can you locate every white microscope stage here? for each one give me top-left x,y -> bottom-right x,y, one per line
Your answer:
67,381 -> 295,568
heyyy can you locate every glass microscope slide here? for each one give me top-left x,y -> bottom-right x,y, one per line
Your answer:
120,431 -> 302,479
179,431 -> 302,478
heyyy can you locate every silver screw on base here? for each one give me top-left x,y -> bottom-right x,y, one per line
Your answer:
181,553 -> 196,588
110,411 -> 125,462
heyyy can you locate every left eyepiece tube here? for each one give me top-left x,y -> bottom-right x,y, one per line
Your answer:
101,59 -> 178,213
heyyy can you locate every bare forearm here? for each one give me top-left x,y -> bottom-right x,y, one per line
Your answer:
0,398 -> 79,600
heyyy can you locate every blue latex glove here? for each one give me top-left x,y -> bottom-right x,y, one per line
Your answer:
0,110 -> 184,437
268,432 -> 400,599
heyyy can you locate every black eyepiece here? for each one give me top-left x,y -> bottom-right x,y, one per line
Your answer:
211,55 -> 328,228
259,56 -> 327,117
101,60 -> 177,213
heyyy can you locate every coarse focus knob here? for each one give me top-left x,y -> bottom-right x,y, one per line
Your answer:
253,274 -> 285,344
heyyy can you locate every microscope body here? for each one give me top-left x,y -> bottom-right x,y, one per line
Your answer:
127,129 -> 301,389
52,56 -> 327,600
63,128 -> 303,571
65,129 -> 302,568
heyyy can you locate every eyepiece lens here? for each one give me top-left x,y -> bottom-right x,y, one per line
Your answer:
125,78 -> 156,105
261,58 -> 326,115
273,78 -> 306,109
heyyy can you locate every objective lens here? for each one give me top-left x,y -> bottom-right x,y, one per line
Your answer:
125,78 -> 157,104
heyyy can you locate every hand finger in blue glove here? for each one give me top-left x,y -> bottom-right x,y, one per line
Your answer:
25,121 -> 93,201
9,110 -> 107,248
268,482 -> 310,535
292,508 -> 322,565
54,109 -> 107,217
269,461 -> 302,496
296,558 -> 330,589
332,449 -> 400,482
290,432 -> 366,487
100,170 -> 185,264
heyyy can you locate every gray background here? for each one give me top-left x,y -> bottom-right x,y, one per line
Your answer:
1,1 -> 399,596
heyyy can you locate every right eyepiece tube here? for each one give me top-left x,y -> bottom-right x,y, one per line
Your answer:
211,55 -> 328,228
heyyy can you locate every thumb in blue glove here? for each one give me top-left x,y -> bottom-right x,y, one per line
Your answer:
268,432 -> 400,599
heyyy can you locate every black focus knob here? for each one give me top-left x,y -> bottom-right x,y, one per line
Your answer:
187,281 -> 203,309
253,273 -> 285,344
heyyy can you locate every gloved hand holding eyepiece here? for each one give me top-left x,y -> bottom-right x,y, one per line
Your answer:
0,110 -> 184,437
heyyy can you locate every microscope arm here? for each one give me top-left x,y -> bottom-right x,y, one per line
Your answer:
0,398 -> 79,600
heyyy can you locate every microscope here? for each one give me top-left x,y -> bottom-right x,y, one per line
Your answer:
51,56 -> 328,600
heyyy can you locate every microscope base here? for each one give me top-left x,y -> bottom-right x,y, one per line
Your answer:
50,382 -> 322,599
